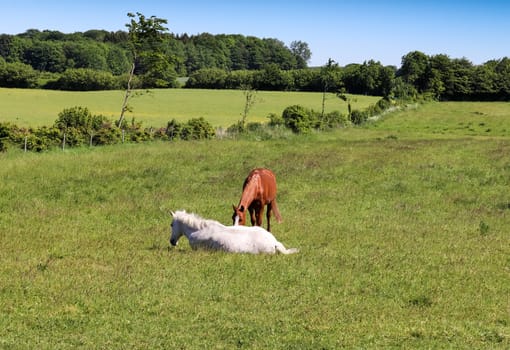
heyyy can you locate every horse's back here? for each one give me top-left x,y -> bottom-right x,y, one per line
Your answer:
199,225 -> 279,253
244,168 -> 277,199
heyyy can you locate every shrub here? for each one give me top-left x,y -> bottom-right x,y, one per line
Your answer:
350,109 -> 368,125
282,105 -> 315,133
94,123 -> 122,145
185,68 -> 228,89
49,68 -> 119,90
267,112 -> 285,127
246,122 -> 264,132
0,61 -> 39,88
24,126 -> 62,152
180,117 -> 215,140
0,122 -> 10,152
226,121 -> 246,134
56,106 -> 108,131
165,119 -> 183,140
225,70 -> 255,89
376,97 -> 392,110
54,106 -> 113,146
318,111 -> 349,130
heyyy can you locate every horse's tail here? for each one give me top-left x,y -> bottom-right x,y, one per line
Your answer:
272,199 -> 282,223
275,242 -> 299,255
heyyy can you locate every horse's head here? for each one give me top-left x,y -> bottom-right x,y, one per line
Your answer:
232,204 -> 246,226
169,211 -> 183,246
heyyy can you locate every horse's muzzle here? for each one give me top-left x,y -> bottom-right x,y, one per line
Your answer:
170,239 -> 177,246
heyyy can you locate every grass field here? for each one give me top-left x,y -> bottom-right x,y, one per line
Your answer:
0,88 -> 380,128
369,101 -> 510,137
1,101 -> 510,348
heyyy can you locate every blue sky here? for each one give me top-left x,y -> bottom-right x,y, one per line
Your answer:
2,0 -> 509,67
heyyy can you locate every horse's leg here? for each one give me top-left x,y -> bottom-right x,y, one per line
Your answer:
248,206 -> 256,226
266,203 -> 272,232
257,205 -> 264,228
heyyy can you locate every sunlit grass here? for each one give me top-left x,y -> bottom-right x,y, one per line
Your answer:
1,102 -> 510,348
0,88 -> 380,127
368,101 -> 510,137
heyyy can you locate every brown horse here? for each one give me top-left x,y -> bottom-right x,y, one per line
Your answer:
232,168 -> 282,232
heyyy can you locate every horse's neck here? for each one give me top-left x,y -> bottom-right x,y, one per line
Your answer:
181,217 -> 223,234
239,179 -> 260,206
180,222 -> 197,238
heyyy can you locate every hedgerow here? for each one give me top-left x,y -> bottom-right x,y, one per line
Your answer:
0,106 -> 216,152
0,97 -> 397,152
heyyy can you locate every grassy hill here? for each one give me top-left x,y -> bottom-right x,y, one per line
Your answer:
1,101 -> 509,348
0,88 -> 381,128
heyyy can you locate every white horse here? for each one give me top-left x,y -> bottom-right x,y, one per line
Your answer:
169,210 -> 298,254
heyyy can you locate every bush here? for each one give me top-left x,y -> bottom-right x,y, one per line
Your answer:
185,68 -> 228,89
179,117 -> 215,140
350,109 -> 369,125
226,121 -> 246,134
282,105 -> 315,133
165,119 -> 183,140
318,110 -> 349,130
0,122 -> 10,152
0,61 -> 39,88
267,113 -> 285,127
225,70 -> 255,89
94,123 -> 122,145
25,126 -> 62,152
48,68 -> 119,90
376,97 -> 392,110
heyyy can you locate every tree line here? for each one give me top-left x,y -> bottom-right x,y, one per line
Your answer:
0,27 -> 509,101
0,28 -> 308,90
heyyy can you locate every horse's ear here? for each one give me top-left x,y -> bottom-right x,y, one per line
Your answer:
170,210 -> 175,216
232,204 -> 237,211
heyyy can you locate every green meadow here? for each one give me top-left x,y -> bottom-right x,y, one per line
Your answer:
369,101 -> 510,137
0,88 -> 380,128
1,97 -> 510,348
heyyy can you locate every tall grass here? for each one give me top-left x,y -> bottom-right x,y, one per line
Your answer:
1,111 -> 510,348
0,88 -> 380,128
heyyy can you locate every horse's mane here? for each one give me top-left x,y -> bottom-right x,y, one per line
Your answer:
173,210 -> 223,230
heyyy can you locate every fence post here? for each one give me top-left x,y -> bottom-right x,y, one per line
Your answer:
62,133 -> 66,151
122,129 -> 125,143
24,136 -> 27,152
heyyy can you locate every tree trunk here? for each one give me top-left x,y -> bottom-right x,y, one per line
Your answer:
118,62 -> 136,126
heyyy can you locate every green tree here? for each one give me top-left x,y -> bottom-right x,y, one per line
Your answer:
319,59 -> 342,117
63,42 -> 108,71
119,12 -> 170,126
246,36 -> 266,70
240,84 -> 257,130
264,38 -> 296,70
107,45 -> 131,75
290,40 -> 311,68
425,54 -> 450,99
398,51 -> 429,92
0,35 -> 27,62
24,40 -> 66,72
494,57 -> 510,99
470,63 -> 497,100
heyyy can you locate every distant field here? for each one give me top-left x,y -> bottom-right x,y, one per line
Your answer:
369,101 -> 510,137
0,88 -> 381,128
